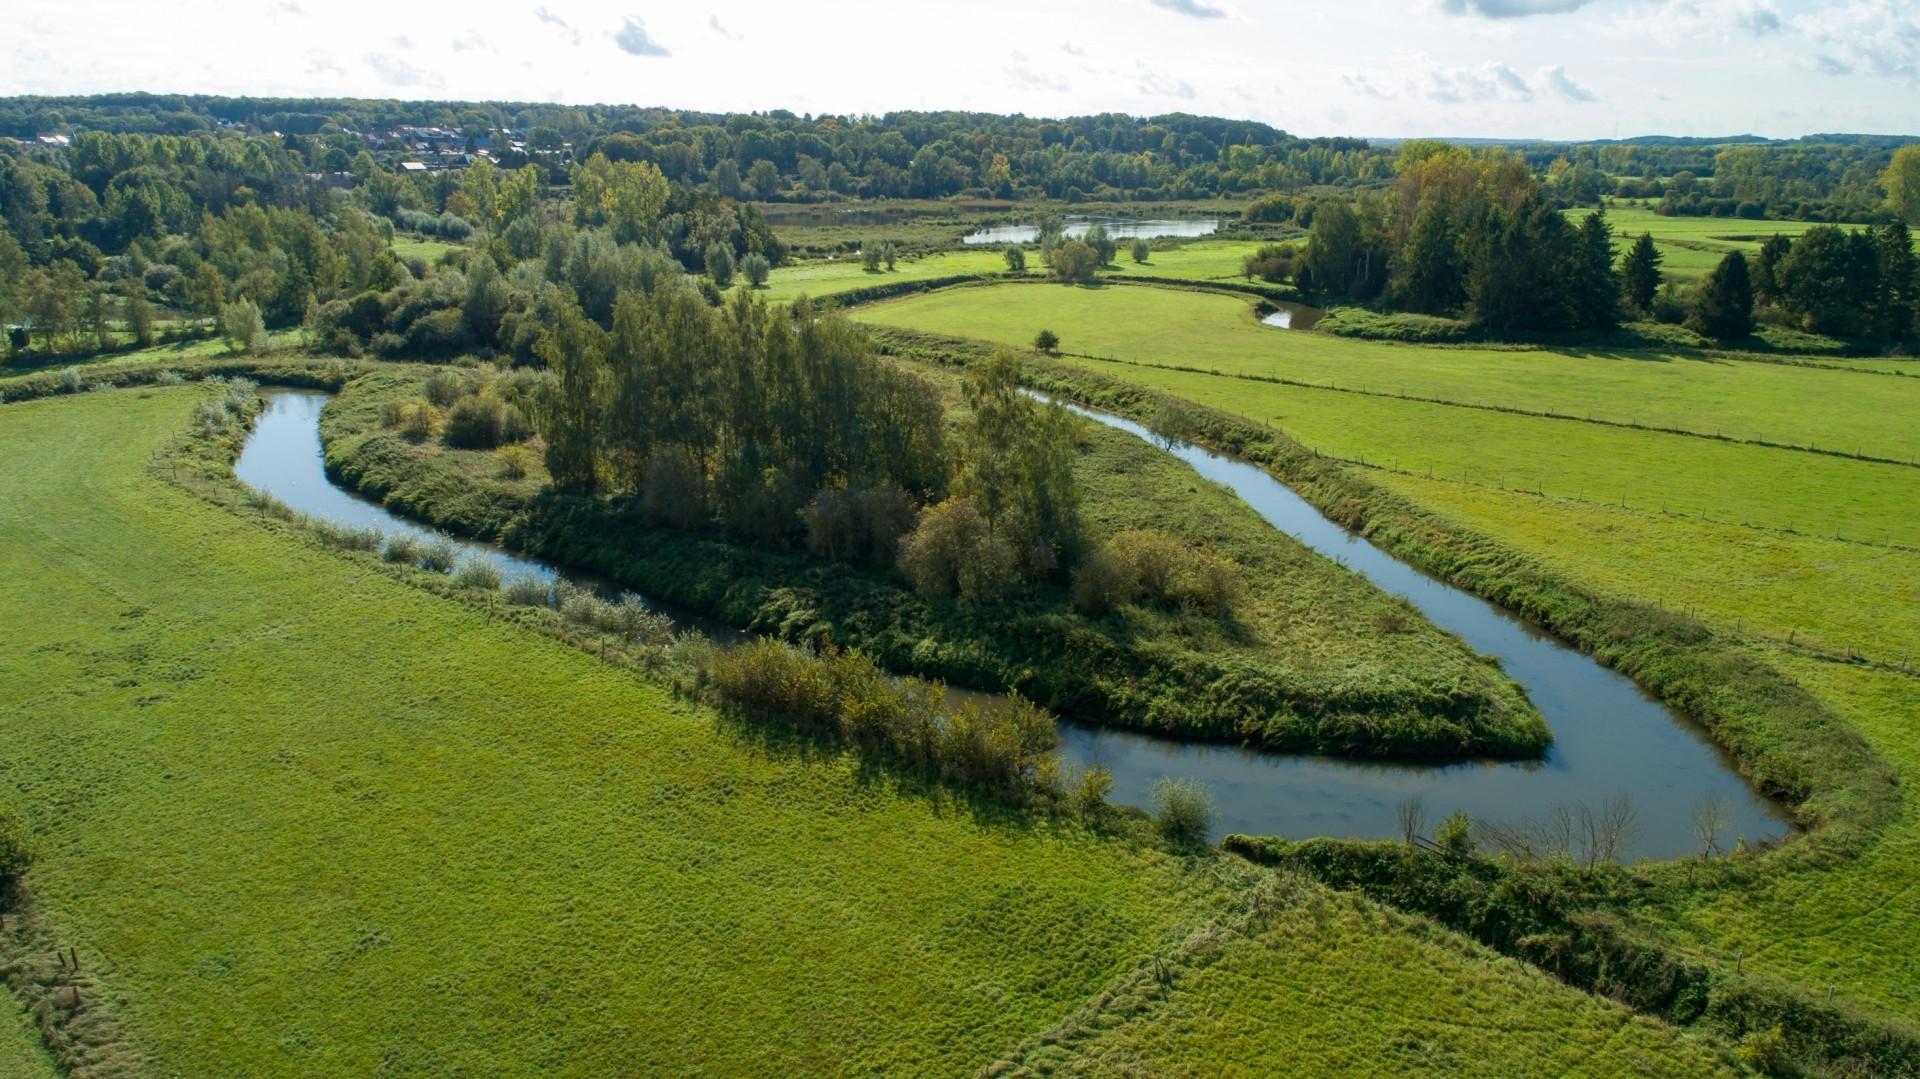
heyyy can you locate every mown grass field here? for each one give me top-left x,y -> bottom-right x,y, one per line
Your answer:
0,330 -> 305,383
0,386 -> 1741,1074
726,247 -> 1025,303
853,282 -> 1920,461
1591,207 -> 1905,283
857,278 -> 1920,1020
389,235 -> 462,263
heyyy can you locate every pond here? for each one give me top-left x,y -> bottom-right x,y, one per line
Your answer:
236,389 -> 1788,860
1258,301 -> 1324,331
963,216 -> 1220,246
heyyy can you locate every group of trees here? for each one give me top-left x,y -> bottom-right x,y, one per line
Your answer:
1294,144 -> 1625,332
531,286 -> 949,548
1667,222 -> 1916,343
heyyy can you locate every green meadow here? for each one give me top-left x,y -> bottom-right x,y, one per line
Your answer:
1592,207 -> 1912,283
855,276 -> 1920,1021
728,247 -> 1024,303
853,282 -> 1920,461
0,385 -> 1744,1074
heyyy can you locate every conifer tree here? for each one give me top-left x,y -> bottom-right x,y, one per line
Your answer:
1688,251 -> 1755,341
1620,232 -> 1663,315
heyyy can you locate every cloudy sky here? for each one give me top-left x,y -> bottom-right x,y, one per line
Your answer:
6,0 -> 1917,139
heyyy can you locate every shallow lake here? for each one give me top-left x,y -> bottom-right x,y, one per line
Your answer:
964,216 -> 1219,245
237,389 -> 1788,859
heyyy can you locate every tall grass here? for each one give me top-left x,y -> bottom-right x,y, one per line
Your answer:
453,559 -> 502,590
705,639 -> 1064,800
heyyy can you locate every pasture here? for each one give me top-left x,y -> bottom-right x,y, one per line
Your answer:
0,385 -> 1742,1074
855,277 -> 1920,1019
852,282 -> 1920,461
1591,207 -> 1901,283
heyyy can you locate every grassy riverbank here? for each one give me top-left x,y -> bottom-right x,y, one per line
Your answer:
0,383 -> 1745,1075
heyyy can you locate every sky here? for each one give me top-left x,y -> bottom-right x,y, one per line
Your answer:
5,0 -> 1918,140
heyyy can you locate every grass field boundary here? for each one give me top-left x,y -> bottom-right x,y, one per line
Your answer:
1223,835 -> 1920,1077
1050,347 -> 1920,473
0,888 -> 142,1079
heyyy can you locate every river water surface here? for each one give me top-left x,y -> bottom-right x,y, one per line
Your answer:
237,390 -> 1787,859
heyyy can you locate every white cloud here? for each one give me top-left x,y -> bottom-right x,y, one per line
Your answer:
612,15 -> 670,56
1436,0 -> 1596,17
1150,0 -> 1228,17
1413,58 -> 1535,103
535,6 -> 582,45
1794,0 -> 1920,81
1006,53 -> 1071,92
452,31 -> 493,52
1134,63 -> 1198,99
1539,64 -> 1598,101
365,52 -> 440,88
709,14 -> 742,39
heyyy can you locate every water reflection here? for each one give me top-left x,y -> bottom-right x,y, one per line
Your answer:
964,216 -> 1220,245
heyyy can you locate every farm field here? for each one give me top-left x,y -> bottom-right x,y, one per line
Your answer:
858,278 -> 1920,1017
0,385 -> 1743,1075
1591,207 -> 1909,283
852,282 -> 1920,461
727,247 -> 1026,303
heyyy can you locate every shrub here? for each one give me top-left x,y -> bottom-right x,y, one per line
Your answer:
423,369 -> 469,407
1003,245 -> 1027,272
399,399 -> 440,443
504,573 -> 551,606
800,482 -> 917,565
382,533 -> 423,564
1241,243 -> 1297,283
1033,328 -> 1060,353
453,559 -> 502,590
1068,546 -> 1141,615
222,297 -> 265,353
1151,778 -> 1214,846
496,443 -> 534,480
1071,529 -> 1239,619
0,802 -> 31,884
1072,764 -> 1114,815
1436,811 -> 1475,856
1050,239 -> 1101,284
741,252 -> 771,288
442,392 -> 509,449
419,539 -> 457,573
1130,238 -> 1150,264
154,368 -> 185,385
313,521 -> 383,552
704,640 -> 1059,797
897,497 -> 1019,603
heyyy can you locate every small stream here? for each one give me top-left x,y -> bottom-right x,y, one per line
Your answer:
236,390 -> 1788,860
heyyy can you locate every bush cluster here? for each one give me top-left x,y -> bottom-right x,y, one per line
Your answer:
705,639 -> 1061,797
1070,529 -> 1240,619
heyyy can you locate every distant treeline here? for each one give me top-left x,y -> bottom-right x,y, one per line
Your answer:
1275,142 -> 1920,344
0,94 -> 1381,202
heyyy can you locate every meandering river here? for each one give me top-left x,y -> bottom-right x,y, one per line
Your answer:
236,389 -> 1787,859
